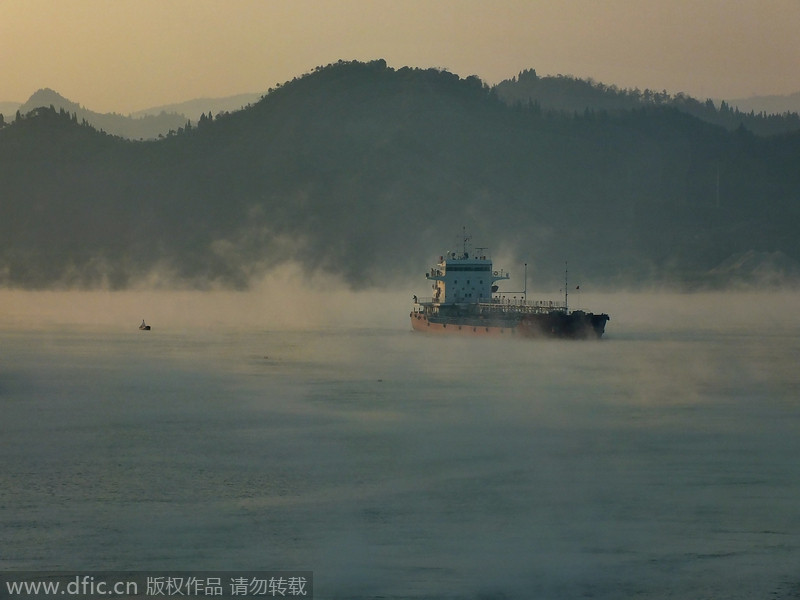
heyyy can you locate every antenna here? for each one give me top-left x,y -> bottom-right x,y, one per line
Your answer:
524,262 -> 528,303
564,261 -> 569,312
461,226 -> 472,257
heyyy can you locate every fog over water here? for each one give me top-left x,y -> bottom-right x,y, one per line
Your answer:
2,282 -> 800,599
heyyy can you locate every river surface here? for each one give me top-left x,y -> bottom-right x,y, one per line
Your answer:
2,291 -> 800,599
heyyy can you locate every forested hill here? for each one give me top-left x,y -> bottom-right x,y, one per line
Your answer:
495,69 -> 800,136
13,88 -> 190,140
1,59 -> 800,291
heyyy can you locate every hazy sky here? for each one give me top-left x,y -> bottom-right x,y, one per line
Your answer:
3,0 -> 799,114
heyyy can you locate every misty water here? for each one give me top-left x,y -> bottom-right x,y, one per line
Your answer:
2,288 -> 800,599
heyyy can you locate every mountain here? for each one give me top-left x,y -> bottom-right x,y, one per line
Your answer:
1,59 -> 799,291
9,77 -> 800,141
0,101 -> 21,117
15,88 -> 188,140
17,88 -> 82,116
727,91 -> 800,116
130,93 -> 262,121
7,89 -> 262,140
495,69 -> 800,136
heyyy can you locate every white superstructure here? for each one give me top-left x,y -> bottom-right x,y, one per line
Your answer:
411,234 -> 609,338
425,250 -> 509,305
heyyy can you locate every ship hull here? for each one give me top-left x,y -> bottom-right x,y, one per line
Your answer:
410,310 -> 609,339
411,312 -> 520,337
411,240 -> 609,340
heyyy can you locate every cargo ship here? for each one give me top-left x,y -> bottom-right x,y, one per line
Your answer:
410,241 -> 609,339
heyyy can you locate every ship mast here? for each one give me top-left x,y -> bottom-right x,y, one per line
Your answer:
524,262 -> 527,303
564,261 -> 569,312
461,226 -> 472,257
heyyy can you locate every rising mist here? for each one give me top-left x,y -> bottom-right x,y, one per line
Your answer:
2,60 -> 800,292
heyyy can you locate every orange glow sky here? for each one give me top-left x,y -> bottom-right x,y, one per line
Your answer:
3,0 -> 799,114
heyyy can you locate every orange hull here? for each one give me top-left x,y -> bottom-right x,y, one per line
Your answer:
410,312 -> 519,337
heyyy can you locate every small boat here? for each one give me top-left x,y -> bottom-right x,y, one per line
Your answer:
139,320 -> 151,331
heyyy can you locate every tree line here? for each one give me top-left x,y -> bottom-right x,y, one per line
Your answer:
1,60 -> 799,290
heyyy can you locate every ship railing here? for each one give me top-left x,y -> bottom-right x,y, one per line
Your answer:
413,297 -> 566,312
479,298 -> 567,314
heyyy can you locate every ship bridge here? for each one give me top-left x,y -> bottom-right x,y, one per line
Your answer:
425,249 -> 509,305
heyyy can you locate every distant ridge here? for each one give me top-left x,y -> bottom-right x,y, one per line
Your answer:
495,70 -> 800,136
2,60 -> 800,291
7,88 -> 262,139
6,77 -> 800,139
130,93 -> 262,121
726,91 -> 800,116
18,88 -> 81,116
7,88 -> 262,140
15,88 -> 188,140
0,101 -> 21,116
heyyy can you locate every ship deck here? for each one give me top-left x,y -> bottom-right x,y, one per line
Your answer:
415,298 -> 567,316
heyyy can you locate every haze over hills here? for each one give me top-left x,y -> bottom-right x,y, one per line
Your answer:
2,90 -> 262,140
726,91 -> 800,117
495,70 -> 800,136
0,101 -> 22,117
1,59 -> 799,291
129,93 -> 263,122
12,88 -> 188,140
4,74 -> 800,140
